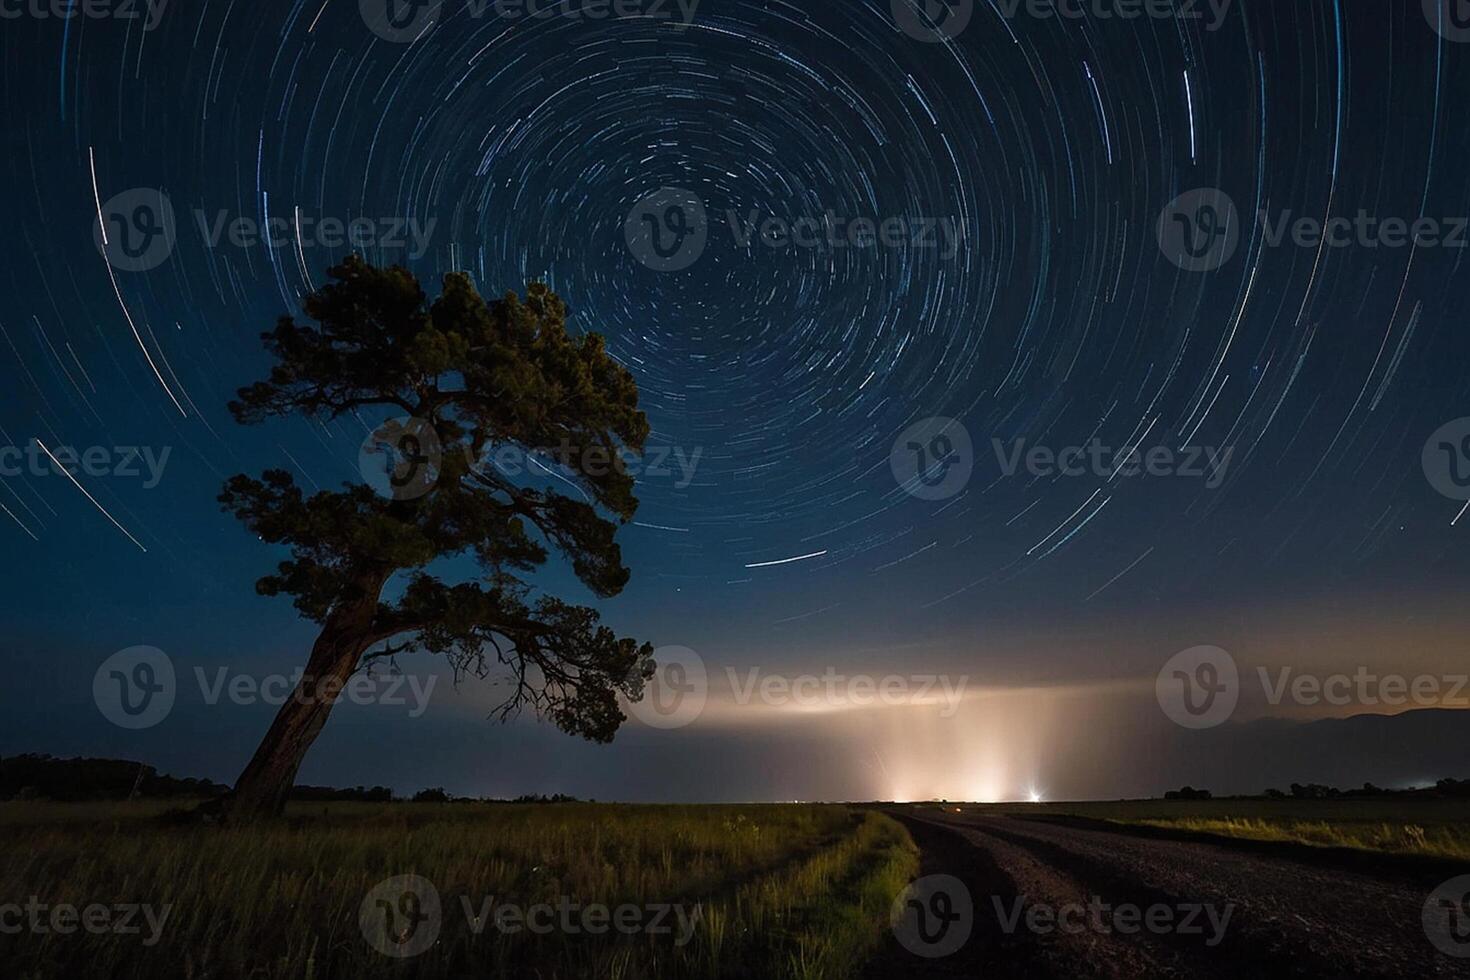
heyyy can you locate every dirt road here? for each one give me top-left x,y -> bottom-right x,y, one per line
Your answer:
866,807 -> 1470,978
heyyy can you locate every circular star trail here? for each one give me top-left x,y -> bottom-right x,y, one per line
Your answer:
2,0 -> 1469,648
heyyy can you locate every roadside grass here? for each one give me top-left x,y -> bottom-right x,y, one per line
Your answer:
942,799 -> 1470,861
1125,816 -> 1470,860
0,801 -> 916,980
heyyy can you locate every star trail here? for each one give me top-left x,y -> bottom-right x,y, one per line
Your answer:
3,0 -> 1470,801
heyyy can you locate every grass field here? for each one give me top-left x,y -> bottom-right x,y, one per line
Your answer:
926,798 -> 1470,861
0,801 -> 918,980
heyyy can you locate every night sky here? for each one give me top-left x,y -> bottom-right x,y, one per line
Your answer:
3,0 -> 1470,802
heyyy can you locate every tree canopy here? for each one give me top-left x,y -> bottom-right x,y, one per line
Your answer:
222,256 -> 655,746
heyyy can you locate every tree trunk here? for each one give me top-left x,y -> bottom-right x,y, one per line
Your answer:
217,574 -> 386,821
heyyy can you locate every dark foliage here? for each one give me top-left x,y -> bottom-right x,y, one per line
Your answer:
223,258 -> 656,743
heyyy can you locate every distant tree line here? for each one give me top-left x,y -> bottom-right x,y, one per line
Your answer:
291,784 -> 394,802
409,788 -> 586,804
1266,778 -> 1470,800
1,755 -> 586,804
1165,778 -> 1470,801
0,754 -> 227,802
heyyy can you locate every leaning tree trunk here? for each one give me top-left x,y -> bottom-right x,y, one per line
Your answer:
217,575 -> 385,821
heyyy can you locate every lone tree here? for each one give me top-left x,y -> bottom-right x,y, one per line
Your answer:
216,256 -> 654,820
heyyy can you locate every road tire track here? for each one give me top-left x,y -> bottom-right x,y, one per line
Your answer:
870,808 -> 1470,979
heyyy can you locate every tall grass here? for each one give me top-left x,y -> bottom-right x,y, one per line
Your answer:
0,802 -> 916,979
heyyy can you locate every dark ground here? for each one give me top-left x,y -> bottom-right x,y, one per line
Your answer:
865,807 -> 1470,979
